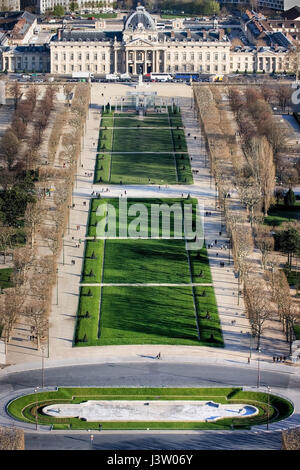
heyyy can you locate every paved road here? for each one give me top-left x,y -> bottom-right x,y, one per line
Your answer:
1,362 -> 298,391
0,362 -> 299,450
24,429 -> 283,450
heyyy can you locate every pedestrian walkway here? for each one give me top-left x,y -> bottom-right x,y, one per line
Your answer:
4,84 -> 290,367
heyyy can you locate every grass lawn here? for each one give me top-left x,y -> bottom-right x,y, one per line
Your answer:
94,153 -> 111,183
87,197 -> 200,238
76,197 -> 219,347
0,267 -> 13,289
81,240 -> 104,284
102,239 -> 191,284
94,108 -> 192,185
264,203 -> 300,227
98,285 -> 200,346
112,127 -> 174,153
195,286 -> 223,346
294,324 -> 300,340
8,387 -> 293,431
75,286 -> 101,344
113,114 -> 170,128
109,152 -> 177,184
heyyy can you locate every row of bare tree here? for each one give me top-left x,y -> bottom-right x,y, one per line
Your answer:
0,83 -> 91,351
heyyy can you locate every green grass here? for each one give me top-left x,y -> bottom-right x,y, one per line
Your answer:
98,286 -> 201,346
87,197 -> 200,238
103,239 -> 191,284
82,13 -> 117,18
195,286 -> 223,346
81,240 -> 104,284
94,153 -> 111,183
0,268 -> 13,289
112,127 -> 174,153
113,115 -> 170,128
294,324 -> 300,340
74,286 -> 101,344
7,387 -> 294,431
94,109 -> 192,185
109,153 -> 177,184
264,204 -> 300,227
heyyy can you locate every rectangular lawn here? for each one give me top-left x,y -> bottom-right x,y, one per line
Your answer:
98,286 -> 200,346
103,239 -> 191,284
110,153 -> 177,184
112,127 -> 174,153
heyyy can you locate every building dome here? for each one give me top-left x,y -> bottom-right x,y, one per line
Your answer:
124,6 -> 156,31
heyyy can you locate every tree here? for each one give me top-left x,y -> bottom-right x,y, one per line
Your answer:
9,82 -> 22,110
0,130 -> 19,171
0,227 -> 15,264
238,179 -> 262,226
24,302 -> 49,350
243,136 -> 275,216
70,2 -> 79,11
24,201 -> 46,248
53,5 -> 64,16
276,86 -> 291,111
272,270 -> 299,353
0,286 -> 26,343
0,427 -> 24,450
282,167 -> 298,190
276,223 -> 300,267
284,188 -> 296,207
244,277 -> 272,350
255,226 -> 274,270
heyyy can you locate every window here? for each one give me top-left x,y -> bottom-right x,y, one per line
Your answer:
214,53 -> 218,61
198,53 -> 202,60
70,53 -> 74,61
94,53 -> 97,60
191,53 -> 194,60
78,53 -> 82,60
175,53 -> 178,61
183,53 -> 186,61
86,53 -> 89,60
102,53 -> 105,60
206,64 -> 210,72
207,53 -> 210,60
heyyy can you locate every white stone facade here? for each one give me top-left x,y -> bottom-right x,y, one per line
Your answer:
38,0 -> 113,13
49,6 -> 292,77
0,0 -> 20,10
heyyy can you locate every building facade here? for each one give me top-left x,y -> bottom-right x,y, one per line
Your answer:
0,0 -> 20,10
38,0 -> 113,13
0,6 -> 294,75
49,6 -> 293,76
218,0 -> 300,11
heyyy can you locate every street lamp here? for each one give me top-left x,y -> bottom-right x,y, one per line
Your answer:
56,267 -> 59,305
41,345 -> 45,389
257,348 -> 261,388
267,385 -> 271,430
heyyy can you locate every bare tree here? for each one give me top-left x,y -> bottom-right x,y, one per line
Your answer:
24,301 -> 49,350
0,427 -> 24,450
0,130 -> 19,171
255,226 -> 275,269
0,286 -> 26,343
9,81 -> 22,110
0,227 -> 15,264
244,277 -> 272,350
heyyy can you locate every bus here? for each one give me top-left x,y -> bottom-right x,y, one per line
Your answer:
175,73 -> 200,82
149,73 -> 173,82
